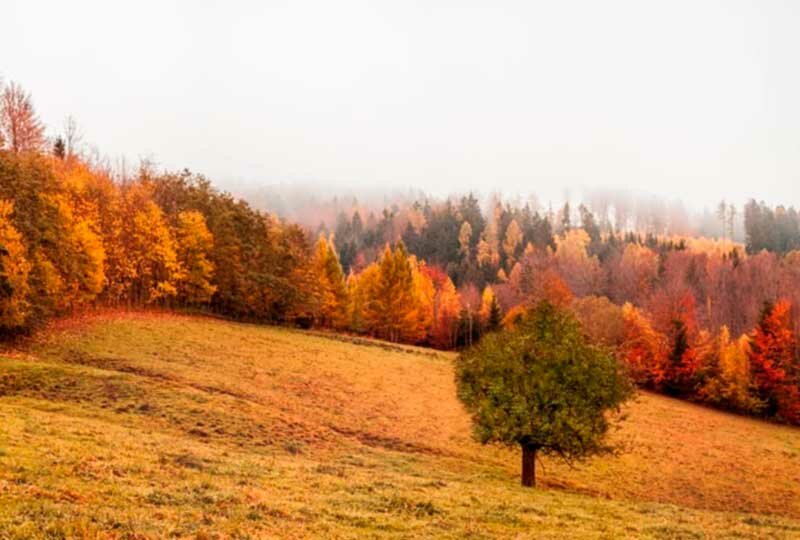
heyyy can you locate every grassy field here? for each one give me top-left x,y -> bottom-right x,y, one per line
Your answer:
1,312 -> 800,538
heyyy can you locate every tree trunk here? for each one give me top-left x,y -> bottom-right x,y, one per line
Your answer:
521,444 -> 537,487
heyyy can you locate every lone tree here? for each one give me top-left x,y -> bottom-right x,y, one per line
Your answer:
455,301 -> 634,487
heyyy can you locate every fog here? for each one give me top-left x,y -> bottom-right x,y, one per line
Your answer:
4,1 -> 799,208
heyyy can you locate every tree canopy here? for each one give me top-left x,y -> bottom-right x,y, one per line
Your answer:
455,302 -> 634,486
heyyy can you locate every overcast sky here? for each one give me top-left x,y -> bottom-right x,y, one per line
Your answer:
3,1 -> 799,207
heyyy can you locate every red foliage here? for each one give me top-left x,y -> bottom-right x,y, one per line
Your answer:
749,300 -> 800,422
540,270 -> 573,309
659,292 -> 703,395
422,265 -> 461,348
422,265 -> 449,288
620,304 -> 667,387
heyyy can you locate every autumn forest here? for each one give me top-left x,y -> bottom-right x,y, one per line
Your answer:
2,79 -> 800,430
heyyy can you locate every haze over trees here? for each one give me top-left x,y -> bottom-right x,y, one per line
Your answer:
1,79 -> 800,428
744,200 -> 800,254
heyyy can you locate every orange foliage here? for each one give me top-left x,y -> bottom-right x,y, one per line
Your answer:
540,269 -> 573,309
659,293 -> 703,395
749,300 -> 800,422
698,327 -> 759,413
571,295 -> 625,348
423,265 -> 461,348
501,304 -> 527,330
620,303 -> 667,386
479,286 -> 496,323
0,200 -> 31,328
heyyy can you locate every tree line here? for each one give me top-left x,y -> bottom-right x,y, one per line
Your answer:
744,199 -> 800,254
1,79 -> 799,426
0,151 -> 311,329
0,81 -> 492,352
325,192 -> 800,425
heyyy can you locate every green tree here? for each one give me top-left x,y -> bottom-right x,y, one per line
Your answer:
53,137 -> 66,159
487,296 -> 502,331
455,302 -> 634,487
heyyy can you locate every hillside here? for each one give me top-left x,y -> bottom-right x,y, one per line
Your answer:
1,313 -> 800,539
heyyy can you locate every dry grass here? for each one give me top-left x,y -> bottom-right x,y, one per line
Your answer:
1,312 -> 799,538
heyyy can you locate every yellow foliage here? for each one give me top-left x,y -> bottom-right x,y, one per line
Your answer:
502,219 -> 522,267
108,184 -> 180,304
700,327 -> 759,412
501,304 -> 527,329
355,244 -> 423,342
554,229 -> 601,296
71,219 -> 106,298
0,200 -> 31,328
479,286 -> 495,323
347,262 -> 379,333
621,303 -> 667,385
458,221 -> 472,256
410,257 -> 435,339
309,234 -> 348,328
496,268 -> 508,283
571,295 -> 625,348
176,210 -> 216,304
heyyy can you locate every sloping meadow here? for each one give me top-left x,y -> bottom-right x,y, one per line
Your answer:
0,312 -> 799,538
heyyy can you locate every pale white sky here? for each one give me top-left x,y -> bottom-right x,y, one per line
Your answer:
3,1 -> 799,207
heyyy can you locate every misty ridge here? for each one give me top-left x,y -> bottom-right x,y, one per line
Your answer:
4,1 -> 800,538
242,182 -> 745,241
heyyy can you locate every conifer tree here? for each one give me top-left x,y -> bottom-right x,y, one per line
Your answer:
323,235 -> 348,328
458,221 -> 472,258
479,286 -> 495,324
364,243 -> 419,342
346,264 -> 378,333
502,219 -> 522,270
310,235 -> 348,328
410,257 -> 435,342
487,296 -> 502,331
53,137 -> 66,159
699,327 -> 760,413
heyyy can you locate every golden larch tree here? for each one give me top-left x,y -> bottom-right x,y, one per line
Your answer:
310,234 -> 348,328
